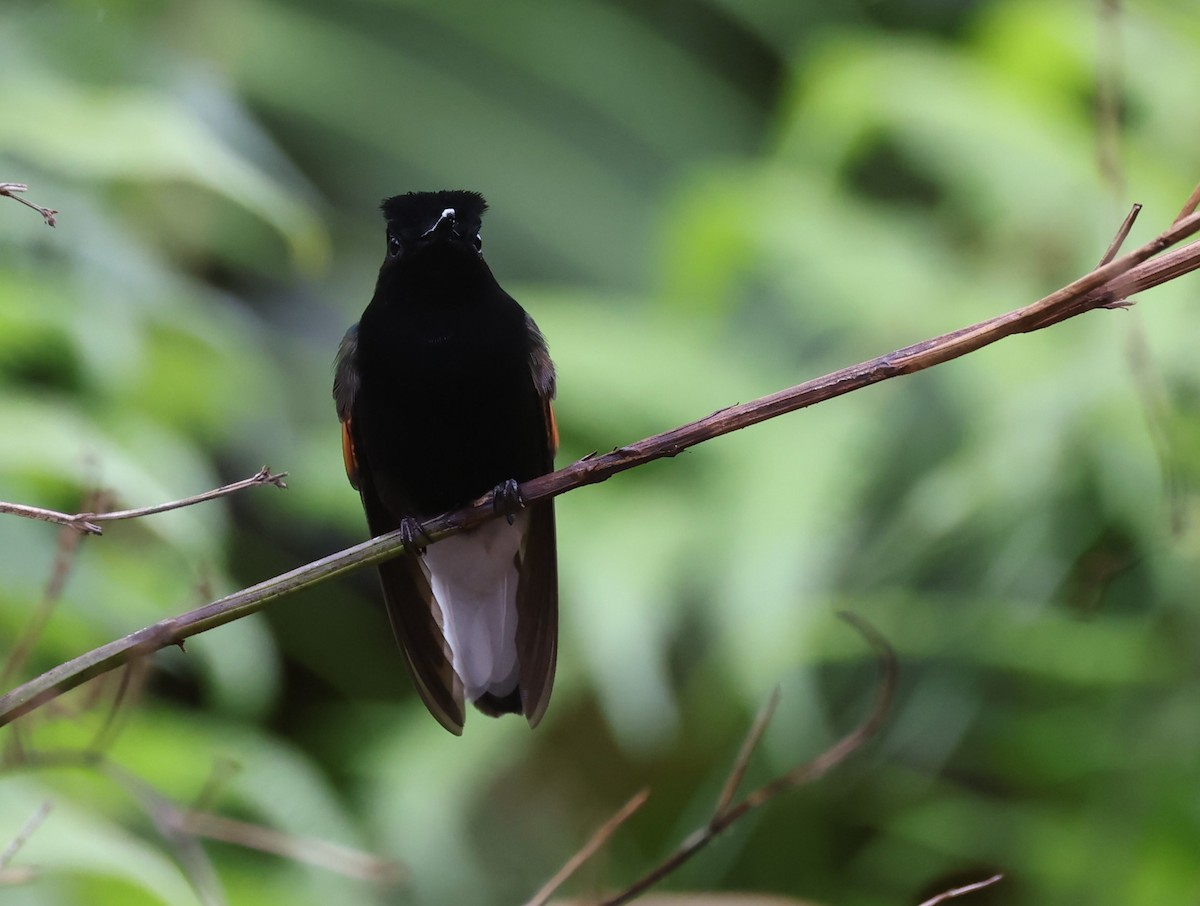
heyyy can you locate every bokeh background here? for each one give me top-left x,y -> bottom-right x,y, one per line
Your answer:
2,0 -> 1200,903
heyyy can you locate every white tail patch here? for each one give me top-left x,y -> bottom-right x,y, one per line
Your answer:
421,512 -> 526,702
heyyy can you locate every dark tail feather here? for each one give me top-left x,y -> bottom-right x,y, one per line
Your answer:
515,501 -> 558,727
378,554 -> 466,735
358,477 -> 465,735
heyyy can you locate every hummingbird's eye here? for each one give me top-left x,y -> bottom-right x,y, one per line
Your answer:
387,234 -> 403,259
473,233 -> 482,251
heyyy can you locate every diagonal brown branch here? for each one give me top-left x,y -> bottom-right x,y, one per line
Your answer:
3,197 -> 1200,726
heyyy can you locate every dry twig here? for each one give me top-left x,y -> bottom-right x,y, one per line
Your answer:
3,194 -> 1200,726
0,800 -> 52,869
10,752 -> 400,894
0,466 -> 288,537
1098,204 -> 1140,268
0,183 -> 57,227
0,800 -> 52,886
86,655 -> 153,755
1175,183 -> 1200,225
917,873 -> 1004,906
603,613 -> 894,906
178,812 -> 403,884
525,790 -> 651,906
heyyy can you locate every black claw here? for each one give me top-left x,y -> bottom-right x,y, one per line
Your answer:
491,479 -> 524,525
399,516 -> 431,553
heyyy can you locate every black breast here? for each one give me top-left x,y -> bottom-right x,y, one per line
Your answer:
353,290 -> 547,518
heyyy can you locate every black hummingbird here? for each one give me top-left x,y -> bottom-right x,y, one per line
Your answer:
334,190 -> 558,734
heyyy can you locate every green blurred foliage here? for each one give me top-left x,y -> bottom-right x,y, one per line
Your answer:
2,0 -> 1200,903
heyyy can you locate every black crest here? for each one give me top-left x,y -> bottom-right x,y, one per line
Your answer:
381,190 -> 488,233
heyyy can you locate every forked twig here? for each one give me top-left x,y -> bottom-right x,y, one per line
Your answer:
524,790 -> 651,906
533,613 -> 895,906
712,685 -> 781,819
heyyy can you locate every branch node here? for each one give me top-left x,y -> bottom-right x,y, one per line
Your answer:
255,466 -> 290,490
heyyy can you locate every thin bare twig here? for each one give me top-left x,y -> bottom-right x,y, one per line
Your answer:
0,466 -> 288,537
190,757 -> 243,813
524,789 -> 651,906
917,873 -> 1004,906
0,801 -> 52,870
0,468 -> 288,535
0,183 -> 57,227
595,613 -> 896,906
1098,204 -> 1140,267
1174,184 -> 1200,225
178,812 -> 404,884
713,686 -> 781,820
101,762 -> 228,906
1124,323 -> 1188,534
82,466 -> 289,526
4,199 -> 1200,726
86,654 -> 152,755
1027,201 -> 1141,330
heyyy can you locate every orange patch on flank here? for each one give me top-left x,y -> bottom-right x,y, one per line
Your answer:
341,419 -> 359,490
546,401 -> 559,454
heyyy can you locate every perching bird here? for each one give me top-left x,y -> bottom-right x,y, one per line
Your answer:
334,190 -> 558,735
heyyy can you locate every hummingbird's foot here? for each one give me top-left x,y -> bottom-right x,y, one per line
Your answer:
491,479 -> 525,525
399,516 -> 432,553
